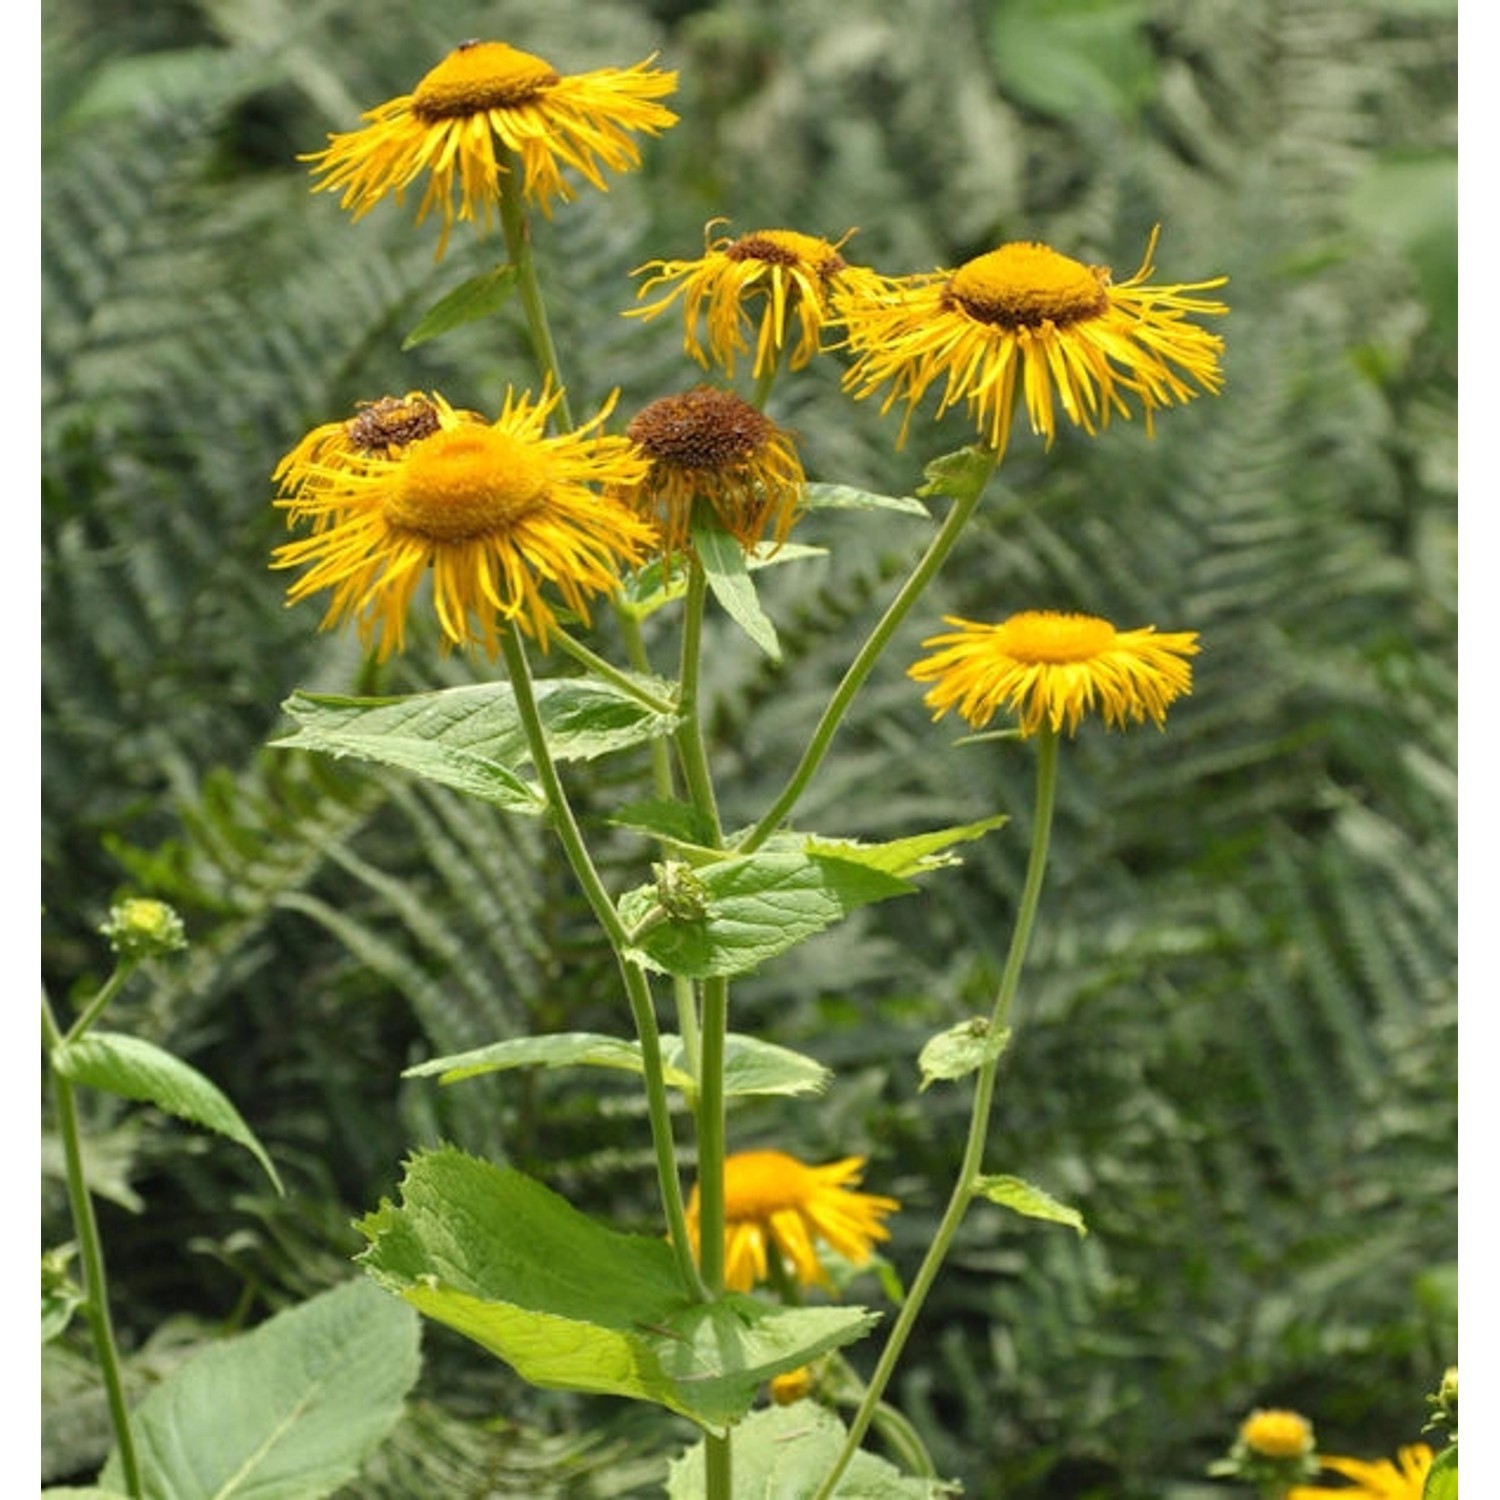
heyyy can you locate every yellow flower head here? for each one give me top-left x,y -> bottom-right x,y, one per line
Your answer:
685,1150 -> 900,1293
1240,1409 -> 1317,1461
271,386 -> 655,657
616,386 -> 805,556
839,228 -> 1227,458
629,222 -> 889,379
305,40 -> 678,256
909,610 -> 1200,737
1288,1444 -> 1434,1500
769,1366 -> 816,1405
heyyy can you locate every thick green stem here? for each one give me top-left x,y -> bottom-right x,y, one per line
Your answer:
42,992 -> 144,1497
740,456 -> 996,852
675,560 -> 724,844
813,729 -> 1060,1498
497,164 -> 573,430
499,629 -> 706,1301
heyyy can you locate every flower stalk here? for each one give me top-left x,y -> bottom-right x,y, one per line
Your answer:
813,727 -> 1059,1499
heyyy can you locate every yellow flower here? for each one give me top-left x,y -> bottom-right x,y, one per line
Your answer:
271,386 -> 655,657
685,1150 -> 900,1293
909,610 -> 1200,737
1240,1409 -> 1317,1461
839,228 -> 1226,458
1288,1443 -> 1434,1499
769,1367 -> 815,1405
615,386 -> 806,557
305,40 -> 677,256
629,222 -> 889,379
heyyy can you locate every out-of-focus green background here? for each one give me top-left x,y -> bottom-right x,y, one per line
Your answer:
42,1 -> 1456,1495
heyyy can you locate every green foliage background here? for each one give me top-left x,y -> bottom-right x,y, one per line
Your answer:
42,0 -> 1456,1496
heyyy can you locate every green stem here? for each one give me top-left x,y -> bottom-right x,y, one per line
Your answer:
739,455 -> 996,852
695,976 -> 730,1294
812,728 -> 1060,1499
499,629 -> 706,1301
63,965 -> 133,1045
675,559 -> 724,844
549,625 -> 677,714
497,162 -> 573,430
42,991 -> 144,1497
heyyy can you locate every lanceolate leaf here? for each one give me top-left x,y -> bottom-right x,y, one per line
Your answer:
974,1174 -> 1087,1236
273,679 -> 679,812
401,264 -> 517,350
618,851 -> 914,979
404,1030 -> 830,1098
52,1033 -> 282,1193
804,814 -> 1009,877
802,481 -> 932,517
99,1279 -> 420,1499
357,1148 -> 875,1432
692,518 -> 781,660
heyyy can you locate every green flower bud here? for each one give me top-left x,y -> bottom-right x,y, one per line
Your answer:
99,898 -> 187,960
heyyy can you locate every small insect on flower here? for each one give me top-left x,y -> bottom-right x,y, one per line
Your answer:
271,386 -> 656,657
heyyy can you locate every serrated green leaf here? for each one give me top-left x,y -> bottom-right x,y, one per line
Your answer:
401,265 -> 517,349
618,851 -> 914,979
693,518 -> 780,660
918,1019 -> 1012,1091
404,1030 -> 830,1099
667,1401 -> 959,1498
53,1033 -> 282,1194
610,796 -> 721,854
273,679 -> 679,811
804,814 -> 1008,877
1424,1443 -> 1457,1500
99,1279 -> 420,1500
974,1174 -> 1087,1236
803,481 -> 932,517
356,1148 -> 875,1431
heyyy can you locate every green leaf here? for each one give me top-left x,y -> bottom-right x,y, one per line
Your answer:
405,1031 -> 830,1098
42,1244 -> 83,1344
1424,1443 -> 1457,1500
988,0 -> 1157,123
356,1148 -> 876,1431
667,1401 -> 958,1498
42,1489 -> 132,1498
53,1033 -> 283,1193
618,851 -> 914,978
611,796 -> 721,853
915,444 -> 998,505
803,482 -> 932,518
401,265 -> 518,350
273,679 -> 679,812
692,518 -> 780,660
804,814 -> 1009,877
974,1174 -> 1087,1236
99,1279 -> 420,1500
918,1019 -> 1012,1091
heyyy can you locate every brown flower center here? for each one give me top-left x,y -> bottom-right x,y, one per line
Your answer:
627,388 -> 772,470
385,426 -> 549,540
412,41 -> 560,121
725,229 -> 847,281
347,396 -> 442,456
945,243 -> 1111,330
998,611 -> 1116,663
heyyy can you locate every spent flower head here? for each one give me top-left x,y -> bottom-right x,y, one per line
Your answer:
616,387 -> 805,558
685,1149 -> 899,1293
629,222 -> 888,379
909,610 -> 1199,737
272,386 -> 655,657
306,40 -> 677,257
99,899 -> 187,961
839,228 -> 1226,458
